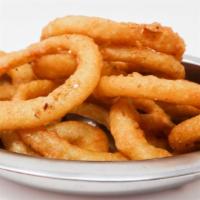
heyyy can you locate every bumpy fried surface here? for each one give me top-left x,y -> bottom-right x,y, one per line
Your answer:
97,72 -> 200,108
158,102 -> 200,122
47,121 -> 109,152
32,52 -> 77,80
41,16 -> 185,59
0,80 -> 16,100
3,15 -> 199,162
101,47 -> 185,79
132,99 -> 174,135
0,35 -> 102,130
20,129 -> 127,161
71,102 -> 109,127
1,131 -> 39,156
169,115 -> 200,153
110,98 -> 171,160
8,64 -> 36,85
13,80 -> 58,100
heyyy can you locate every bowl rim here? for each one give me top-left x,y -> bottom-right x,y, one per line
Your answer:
0,55 -> 200,183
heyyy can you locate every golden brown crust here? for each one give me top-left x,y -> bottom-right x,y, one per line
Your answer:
1,131 -> 39,156
110,98 -> 171,160
169,115 -> 200,153
96,73 -> 200,108
0,35 -> 102,130
20,129 -> 127,161
47,121 -> 109,152
41,16 -> 185,59
101,47 -> 185,79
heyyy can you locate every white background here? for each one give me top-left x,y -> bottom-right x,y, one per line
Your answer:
0,0 -> 200,199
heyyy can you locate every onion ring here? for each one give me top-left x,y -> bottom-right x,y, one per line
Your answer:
32,52 -> 77,80
19,129 -> 127,161
0,80 -> 16,100
2,80 -> 59,155
101,62 -> 127,76
132,98 -> 174,135
7,64 -> 36,85
110,98 -> 171,160
157,102 -> 200,122
41,16 -> 185,59
0,35 -> 102,130
101,47 -> 185,79
32,52 -> 126,80
96,72 -> 200,108
0,51 -> 36,85
13,80 -> 59,100
71,102 -> 109,127
169,115 -> 200,152
0,52 -> 16,100
33,47 -> 185,79
47,121 -> 109,152
32,46 -> 184,80
1,131 -> 39,156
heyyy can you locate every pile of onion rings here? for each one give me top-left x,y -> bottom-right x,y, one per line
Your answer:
0,15 -> 200,161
